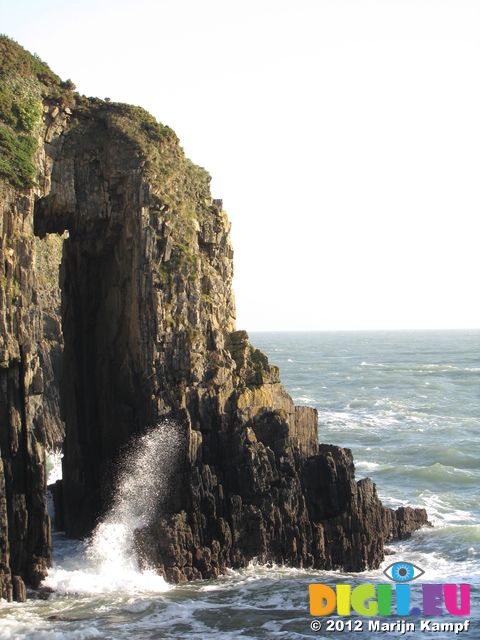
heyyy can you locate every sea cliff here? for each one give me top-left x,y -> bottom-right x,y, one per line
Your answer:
0,37 -> 428,599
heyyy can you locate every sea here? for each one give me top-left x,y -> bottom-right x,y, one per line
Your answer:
0,329 -> 478,639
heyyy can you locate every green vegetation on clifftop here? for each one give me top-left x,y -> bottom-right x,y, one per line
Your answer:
0,35 -> 218,293
0,35 -> 75,187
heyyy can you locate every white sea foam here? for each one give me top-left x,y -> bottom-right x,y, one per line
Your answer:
46,450 -> 64,485
355,460 -> 381,472
294,395 -> 316,404
42,422 -> 182,597
43,562 -> 169,596
416,490 -> 477,526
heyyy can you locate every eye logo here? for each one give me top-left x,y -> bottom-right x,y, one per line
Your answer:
383,562 -> 425,582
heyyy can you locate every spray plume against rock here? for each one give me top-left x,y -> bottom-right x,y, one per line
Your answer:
42,422 -> 180,595
88,421 -> 183,574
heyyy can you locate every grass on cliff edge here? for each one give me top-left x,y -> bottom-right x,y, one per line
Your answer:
0,36 -> 188,191
0,35 -> 75,188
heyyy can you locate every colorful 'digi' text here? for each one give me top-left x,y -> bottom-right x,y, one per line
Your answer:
309,583 -> 470,617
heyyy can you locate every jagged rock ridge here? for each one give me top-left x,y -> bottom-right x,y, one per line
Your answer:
0,37 -> 428,596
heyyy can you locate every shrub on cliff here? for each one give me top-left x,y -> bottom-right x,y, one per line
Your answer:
0,127 -> 37,187
0,35 -> 75,188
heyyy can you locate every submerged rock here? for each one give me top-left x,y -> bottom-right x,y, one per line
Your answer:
0,36 -> 429,592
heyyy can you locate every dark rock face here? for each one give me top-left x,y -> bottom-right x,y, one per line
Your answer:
0,38 -> 429,595
0,183 -> 51,600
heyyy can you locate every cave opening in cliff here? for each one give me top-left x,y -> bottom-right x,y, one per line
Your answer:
33,226 -> 67,536
33,175 -> 162,539
34,230 -> 67,453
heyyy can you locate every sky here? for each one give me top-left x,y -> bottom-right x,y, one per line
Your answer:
1,0 -> 479,331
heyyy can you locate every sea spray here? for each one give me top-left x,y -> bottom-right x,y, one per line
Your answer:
87,420 -> 183,573
46,449 -> 64,485
43,421 -> 183,595
46,450 -> 64,524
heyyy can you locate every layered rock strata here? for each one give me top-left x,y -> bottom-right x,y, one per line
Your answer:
0,38 -> 429,595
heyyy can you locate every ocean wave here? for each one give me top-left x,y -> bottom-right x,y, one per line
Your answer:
293,395 -> 316,405
409,462 -> 477,484
42,559 -> 170,597
354,460 -> 382,472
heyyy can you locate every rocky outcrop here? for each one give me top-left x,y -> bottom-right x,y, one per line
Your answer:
0,37 -> 429,595
134,342 -> 428,581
